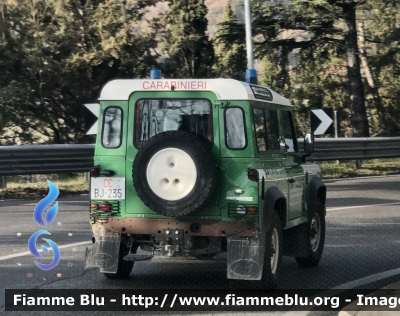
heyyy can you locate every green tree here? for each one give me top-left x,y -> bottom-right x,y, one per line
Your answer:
358,0 -> 400,136
213,0 -> 247,80
0,0 -> 158,144
293,0 -> 369,136
252,0 -> 371,136
290,45 -> 351,136
156,0 -> 214,78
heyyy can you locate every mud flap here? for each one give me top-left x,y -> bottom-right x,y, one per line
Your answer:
85,233 -> 121,273
227,232 -> 266,280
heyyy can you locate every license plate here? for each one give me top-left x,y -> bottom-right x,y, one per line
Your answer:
90,177 -> 125,200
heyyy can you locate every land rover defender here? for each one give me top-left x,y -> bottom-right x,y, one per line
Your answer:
84,71 -> 326,288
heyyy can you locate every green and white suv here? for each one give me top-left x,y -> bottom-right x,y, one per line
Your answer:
84,75 -> 326,288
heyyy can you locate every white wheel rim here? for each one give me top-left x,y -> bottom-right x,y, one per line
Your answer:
310,214 -> 321,252
146,148 -> 197,201
270,228 -> 279,274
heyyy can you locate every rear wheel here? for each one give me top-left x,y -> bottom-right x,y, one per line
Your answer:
261,210 -> 283,288
295,207 -> 326,268
103,243 -> 135,280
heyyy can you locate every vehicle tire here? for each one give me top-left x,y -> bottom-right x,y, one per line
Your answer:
103,243 -> 135,280
133,131 -> 217,217
261,210 -> 283,288
295,206 -> 326,268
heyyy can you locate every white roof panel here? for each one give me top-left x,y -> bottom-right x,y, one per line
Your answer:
99,78 -> 292,106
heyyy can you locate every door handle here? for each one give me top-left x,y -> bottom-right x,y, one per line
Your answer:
287,178 -> 296,184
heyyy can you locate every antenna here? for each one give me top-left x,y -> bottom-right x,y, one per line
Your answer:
244,0 -> 258,84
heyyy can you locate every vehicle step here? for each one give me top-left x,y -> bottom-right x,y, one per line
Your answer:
123,254 -> 153,261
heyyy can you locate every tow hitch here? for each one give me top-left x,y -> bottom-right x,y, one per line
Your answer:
159,228 -> 184,257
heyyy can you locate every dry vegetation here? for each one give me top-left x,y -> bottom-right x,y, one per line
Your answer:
0,174 -> 89,200
321,159 -> 400,179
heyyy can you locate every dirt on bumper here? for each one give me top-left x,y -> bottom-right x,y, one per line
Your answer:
91,217 -> 258,237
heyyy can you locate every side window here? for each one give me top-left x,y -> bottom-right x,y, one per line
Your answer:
225,107 -> 246,149
281,110 -> 298,153
264,110 -> 280,151
253,108 -> 266,152
102,107 -> 122,148
253,108 -> 280,153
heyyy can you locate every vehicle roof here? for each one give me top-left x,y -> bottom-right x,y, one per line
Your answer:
99,78 -> 292,107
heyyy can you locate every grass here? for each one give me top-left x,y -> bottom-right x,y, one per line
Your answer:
0,174 -> 89,200
320,158 -> 400,179
0,159 -> 399,199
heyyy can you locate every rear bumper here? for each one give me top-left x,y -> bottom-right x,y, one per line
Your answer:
91,218 -> 258,237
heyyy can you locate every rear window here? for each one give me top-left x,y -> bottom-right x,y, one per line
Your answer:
134,99 -> 212,148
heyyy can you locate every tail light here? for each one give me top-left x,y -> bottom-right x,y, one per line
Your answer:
248,169 -> 259,182
100,201 -> 111,211
248,206 -> 258,214
91,203 -> 99,211
90,166 -> 100,177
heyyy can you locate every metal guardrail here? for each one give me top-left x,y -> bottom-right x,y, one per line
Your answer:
301,137 -> 400,161
0,144 -> 95,176
0,137 -> 399,176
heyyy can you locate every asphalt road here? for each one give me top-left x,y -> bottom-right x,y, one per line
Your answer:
1,175 -> 400,316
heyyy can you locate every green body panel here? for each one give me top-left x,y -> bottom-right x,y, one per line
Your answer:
91,92 -> 320,227
285,155 -> 305,220
220,158 -> 258,223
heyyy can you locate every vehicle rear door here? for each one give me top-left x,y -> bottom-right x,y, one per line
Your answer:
125,91 -> 221,217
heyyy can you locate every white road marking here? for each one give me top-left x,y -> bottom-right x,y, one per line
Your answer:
22,201 -> 87,206
323,174 -> 400,182
331,268 -> 400,290
0,241 -> 91,261
327,201 -> 400,212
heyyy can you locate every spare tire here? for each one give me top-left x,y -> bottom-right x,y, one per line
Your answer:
133,131 -> 217,217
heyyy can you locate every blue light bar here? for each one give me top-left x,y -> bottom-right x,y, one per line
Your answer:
245,69 -> 258,84
150,69 -> 161,79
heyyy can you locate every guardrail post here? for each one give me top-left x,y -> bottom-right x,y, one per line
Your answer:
334,111 -> 340,166
85,172 -> 90,182
0,176 -> 6,189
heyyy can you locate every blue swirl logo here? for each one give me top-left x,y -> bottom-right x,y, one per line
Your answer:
28,180 -> 60,270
